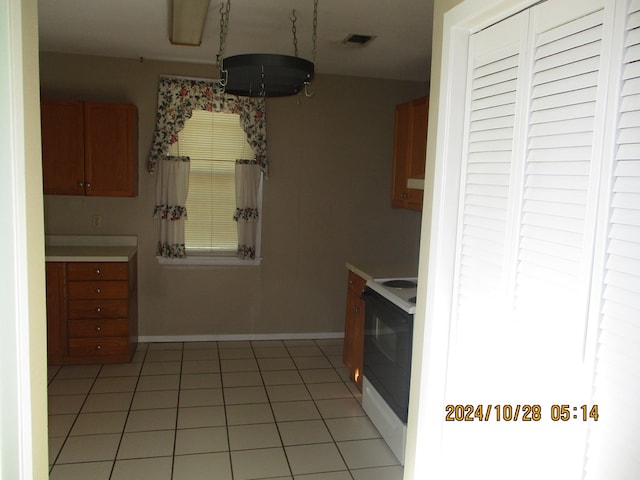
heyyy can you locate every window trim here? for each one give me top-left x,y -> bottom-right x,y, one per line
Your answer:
156,255 -> 262,267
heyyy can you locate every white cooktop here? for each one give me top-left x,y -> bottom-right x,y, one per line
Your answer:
365,277 -> 418,314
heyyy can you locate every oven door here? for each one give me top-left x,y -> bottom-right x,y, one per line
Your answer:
362,287 -> 413,423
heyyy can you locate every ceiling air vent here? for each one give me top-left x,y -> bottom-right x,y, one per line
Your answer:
343,34 -> 375,47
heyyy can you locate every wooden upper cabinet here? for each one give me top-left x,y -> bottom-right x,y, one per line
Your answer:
84,102 -> 137,197
391,96 -> 429,211
41,100 -> 85,195
41,99 -> 138,197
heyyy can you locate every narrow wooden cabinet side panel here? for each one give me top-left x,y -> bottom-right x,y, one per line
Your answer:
343,270 -> 367,391
409,97 -> 428,179
46,262 -> 67,363
84,102 -> 137,197
41,99 -> 85,195
127,253 -> 139,358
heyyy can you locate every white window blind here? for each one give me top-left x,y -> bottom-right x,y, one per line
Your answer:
167,110 -> 254,253
586,0 -> 640,477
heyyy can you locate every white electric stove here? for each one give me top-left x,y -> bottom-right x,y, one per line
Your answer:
361,276 -> 417,464
365,277 -> 418,314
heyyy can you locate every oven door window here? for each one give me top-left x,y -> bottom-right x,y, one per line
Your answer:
373,315 -> 397,363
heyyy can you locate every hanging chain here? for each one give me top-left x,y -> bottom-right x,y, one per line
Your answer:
218,1 -> 231,87
291,1 -> 317,61
312,0 -> 318,63
291,10 -> 298,57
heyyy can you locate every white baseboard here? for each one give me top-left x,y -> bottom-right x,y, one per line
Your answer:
138,332 -> 344,343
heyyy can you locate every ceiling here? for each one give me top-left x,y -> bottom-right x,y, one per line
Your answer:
37,0 -> 434,83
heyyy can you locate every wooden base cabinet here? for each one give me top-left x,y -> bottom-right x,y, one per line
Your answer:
46,258 -> 138,365
343,270 -> 367,391
391,96 -> 428,211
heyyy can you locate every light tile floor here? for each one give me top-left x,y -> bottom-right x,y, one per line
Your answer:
47,339 -> 404,480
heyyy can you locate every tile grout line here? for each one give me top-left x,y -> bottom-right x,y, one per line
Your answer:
109,343 -> 148,480
251,339 -> 295,480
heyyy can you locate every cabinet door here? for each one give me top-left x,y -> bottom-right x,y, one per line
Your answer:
406,97 -> 428,210
45,262 -> 67,362
41,100 -> 85,195
391,97 -> 428,211
391,102 -> 412,208
84,102 -> 137,197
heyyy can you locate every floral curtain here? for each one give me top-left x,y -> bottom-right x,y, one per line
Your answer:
149,76 -> 267,259
234,160 -> 262,259
148,76 -> 267,176
154,156 -> 190,257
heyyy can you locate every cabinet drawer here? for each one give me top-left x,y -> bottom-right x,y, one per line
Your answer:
68,337 -> 129,357
68,300 -> 129,319
68,281 -> 129,300
68,319 -> 129,338
67,262 -> 128,281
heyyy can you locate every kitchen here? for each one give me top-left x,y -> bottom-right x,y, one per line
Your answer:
39,47 -> 428,480
37,0 -> 430,478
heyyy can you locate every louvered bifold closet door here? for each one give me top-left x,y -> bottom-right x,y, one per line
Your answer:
514,2 -> 607,361
586,1 -> 640,477
453,11 -> 527,343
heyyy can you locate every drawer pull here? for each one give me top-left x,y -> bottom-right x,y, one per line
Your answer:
96,307 -> 102,313
96,345 -> 102,350
95,268 -> 101,275
96,288 -> 102,294
96,326 -> 102,332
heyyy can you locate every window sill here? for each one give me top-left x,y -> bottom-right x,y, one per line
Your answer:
156,256 -> 262,267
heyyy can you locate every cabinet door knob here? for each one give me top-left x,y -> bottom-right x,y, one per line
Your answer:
79,181 -> 84,187
352,306 -> 359,313
96,288 -> 101,294
96,326 -> 102,332
96,307 -> 102,312
401,193 -> 408,199
96,345 -> 102,351
95,269 -> 101,275
86,183 -> 91,188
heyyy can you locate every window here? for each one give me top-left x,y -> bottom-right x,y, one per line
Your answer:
167,110 -> 256,257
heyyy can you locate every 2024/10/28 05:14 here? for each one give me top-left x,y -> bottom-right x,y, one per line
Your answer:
444,404 -> 599,422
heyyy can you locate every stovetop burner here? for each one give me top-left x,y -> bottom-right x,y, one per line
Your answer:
382,279 -> 417,289
366,277 -> 418,314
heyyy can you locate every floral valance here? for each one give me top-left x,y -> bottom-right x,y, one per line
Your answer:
147,76 -> 268,176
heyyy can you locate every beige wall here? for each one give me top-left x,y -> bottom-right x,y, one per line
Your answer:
39,52 -> 427,337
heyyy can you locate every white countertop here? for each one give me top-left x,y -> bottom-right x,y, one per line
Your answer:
45,235 -> 137,262
346,261 -> 418,281
45,245 -> 137,262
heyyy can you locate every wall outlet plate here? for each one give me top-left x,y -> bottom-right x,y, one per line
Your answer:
91,215 -> 102,228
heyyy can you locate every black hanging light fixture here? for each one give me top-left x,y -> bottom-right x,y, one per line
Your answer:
217,0 -> 318,97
